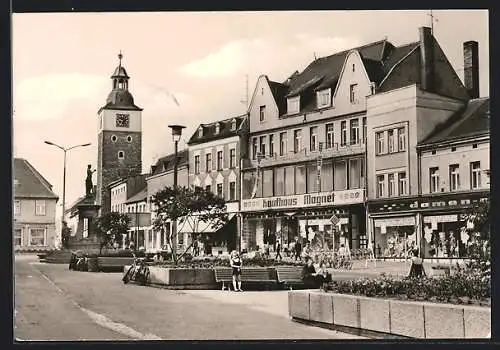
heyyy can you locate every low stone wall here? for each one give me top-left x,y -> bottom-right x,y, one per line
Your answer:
98,257 -> 135,271
123,266 -> 217,289
288,290 -> 490,339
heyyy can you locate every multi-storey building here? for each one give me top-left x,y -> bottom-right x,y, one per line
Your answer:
187,115 -> 248,253
13,158 -> 59,251
366,31 -> 488,259
146,149 -> 189,251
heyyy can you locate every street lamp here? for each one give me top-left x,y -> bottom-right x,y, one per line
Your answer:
44,140 -> 91,247
168,124 -> 185,260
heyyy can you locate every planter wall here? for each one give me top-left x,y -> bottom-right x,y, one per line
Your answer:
288,291 -> 490,339
98,257 -> 135,271
123,266 -> 217,288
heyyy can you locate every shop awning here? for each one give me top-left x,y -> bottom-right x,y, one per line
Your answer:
374,216 -> 415,227
178,213 -> 236,234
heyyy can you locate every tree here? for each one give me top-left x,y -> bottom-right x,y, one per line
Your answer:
151,186 -> 228,264
462,199 -> 490,261
95,212 -> 131,254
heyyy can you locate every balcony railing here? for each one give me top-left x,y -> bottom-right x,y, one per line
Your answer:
243,141 -> 366,169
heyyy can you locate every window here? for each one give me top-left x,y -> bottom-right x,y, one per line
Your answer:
294,129 -> 302,153
229,149 -> 236,168
252,138 -> 258,160
471,161 -> 481,189
269,135 -> 274,157
449,164 -> 460,191
362,117 -> 367,143
111,135 -> 117,142
350,119 -> 359,145
274,167 -> 285,196
29,228 -> 45,246
231,119 -> 237,131
206,153 -> 212,172
388,130 -> 395,153
118,151 -> 124,159
398,127 -> 406,151
279,132 -> 287,156
14,200 -> 20,216
325,123 -> 334,149
334,160 -> 347,190
259,105 -> 266,122
430,167 -> 440,193
307,163 -> 318,193
206,185 -> 211,193
317,89 -> 331,108
285,166 -> 295,195
217,151 -> 223,171
262,169 -> 274,197
388,174 -> 396,197
310,126 -> 318,152
14,228 -> 22,246
295,166 -> 306,194
216,183 -> 223,198
340,121 -> 347,146
350,84 -> 358,104
376,131 -> 385,155
352,64 -> 355,72
321,161 -> 334,191
198,127 -> 203,138
215,123 -> 220,134
398,172 -> 407,195
127,135 -> 132,143
287,96 -> 300,114
259,136 -> 266,156
194,155 -> 200,174
35,200 -> 46,216
377,175 -> 385,198
349,159 -> 362,189
229,181 -> 236,200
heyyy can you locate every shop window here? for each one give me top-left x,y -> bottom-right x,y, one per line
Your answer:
307,163 -> 318,193
376,175 -> 385,198
470,161 -> 481,189
449,164 -> 460,191
321,161 -> 334,192
398,172 -> 407,195
422,217 -> 468,258
334,161 -> 347,190
262,169 -> 274,197
284,166 -> 295,195
274,167 -> 285,196
29,228 -> 46,246
373,218 -> 416,258
295,166 -> 306,194
429,167 -> 440,193
388,174 -> 396,197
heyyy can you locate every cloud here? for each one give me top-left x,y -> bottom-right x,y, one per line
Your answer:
14,73 -> 109,121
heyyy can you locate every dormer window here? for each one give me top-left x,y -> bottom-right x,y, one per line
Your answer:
198,126 -> 204,138
231,119 -> 237,131
287,96 -> 300,115
317,89 -> 331,109
215,123 -> 220,134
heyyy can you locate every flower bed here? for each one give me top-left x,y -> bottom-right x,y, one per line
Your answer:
323,270 -> 490,306
149,256 -> 303,269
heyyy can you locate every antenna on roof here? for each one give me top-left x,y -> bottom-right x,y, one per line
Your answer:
240,74 -> 249,111
427,9 -> 439,36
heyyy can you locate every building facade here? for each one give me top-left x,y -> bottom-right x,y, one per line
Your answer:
96,53 -> 143,214
187,115 -> 248,253
13,158 -> 59,251
146,150 -> 189,252
366,31 -> 488,259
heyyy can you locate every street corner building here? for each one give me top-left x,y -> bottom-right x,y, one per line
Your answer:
13,158 -> 59,252
238,26 -> 489,258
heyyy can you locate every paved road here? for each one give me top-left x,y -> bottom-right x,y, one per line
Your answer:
14,255 -> 364,341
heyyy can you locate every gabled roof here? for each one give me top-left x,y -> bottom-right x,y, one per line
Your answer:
150,149 -> 189,176
125,187 -> 147,204
268,80 -> 288,115
419,97 -> 490,146
14,158 -> 59,199
188,115 -> 248,145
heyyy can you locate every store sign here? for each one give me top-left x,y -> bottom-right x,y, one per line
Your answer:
374,217 -> 416,227
423,215 -> 458,224
241,189 -> 365,212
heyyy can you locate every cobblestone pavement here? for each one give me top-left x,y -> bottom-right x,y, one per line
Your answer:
14,255 -> 364,341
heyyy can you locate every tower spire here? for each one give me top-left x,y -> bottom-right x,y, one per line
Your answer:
118,50 -> 123,67
427,10 -> 438,36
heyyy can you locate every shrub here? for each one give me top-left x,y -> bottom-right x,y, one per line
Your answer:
96,249 -> 135,258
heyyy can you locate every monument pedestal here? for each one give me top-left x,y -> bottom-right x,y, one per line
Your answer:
68,197 -> 101,251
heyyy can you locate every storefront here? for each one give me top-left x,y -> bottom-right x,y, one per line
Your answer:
241,188 -> 366,253
368,191 -> 489,259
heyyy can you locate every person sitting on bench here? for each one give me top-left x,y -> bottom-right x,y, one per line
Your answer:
301,257 -> 321,288
316,262 -> 332,286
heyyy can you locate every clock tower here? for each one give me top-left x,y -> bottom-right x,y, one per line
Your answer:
96,52 -> 143,213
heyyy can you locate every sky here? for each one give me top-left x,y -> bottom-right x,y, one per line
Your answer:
12,10 -> 489,218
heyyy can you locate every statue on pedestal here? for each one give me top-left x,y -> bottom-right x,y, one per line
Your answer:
86,164 -> 96,198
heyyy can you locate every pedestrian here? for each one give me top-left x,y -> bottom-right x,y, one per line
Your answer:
275,239 -> 283,260
408,250 -> 426,278
193,238 -> 199,257
294,238 -> 302,261
230,250 -> 243,292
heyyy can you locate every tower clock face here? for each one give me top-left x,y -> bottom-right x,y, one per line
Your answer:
115,113 -> 130,128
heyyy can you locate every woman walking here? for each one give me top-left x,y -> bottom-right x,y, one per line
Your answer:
230,250 -> 243,292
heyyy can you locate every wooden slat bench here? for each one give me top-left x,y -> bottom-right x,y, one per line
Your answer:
97,257 -> 135,272
214,267 -> 279,291
276,266 -> 307,290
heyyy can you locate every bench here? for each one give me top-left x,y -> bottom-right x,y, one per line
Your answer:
276,266 -> 307,290
213,267 -> 278,291
97,257 -> 135,272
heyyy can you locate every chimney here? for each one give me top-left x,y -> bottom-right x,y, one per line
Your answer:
463,41 -> 479,99
419,26 -> 435,92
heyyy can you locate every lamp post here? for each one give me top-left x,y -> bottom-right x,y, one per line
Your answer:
168,124 -> 185,260
44,141 -> 91,246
